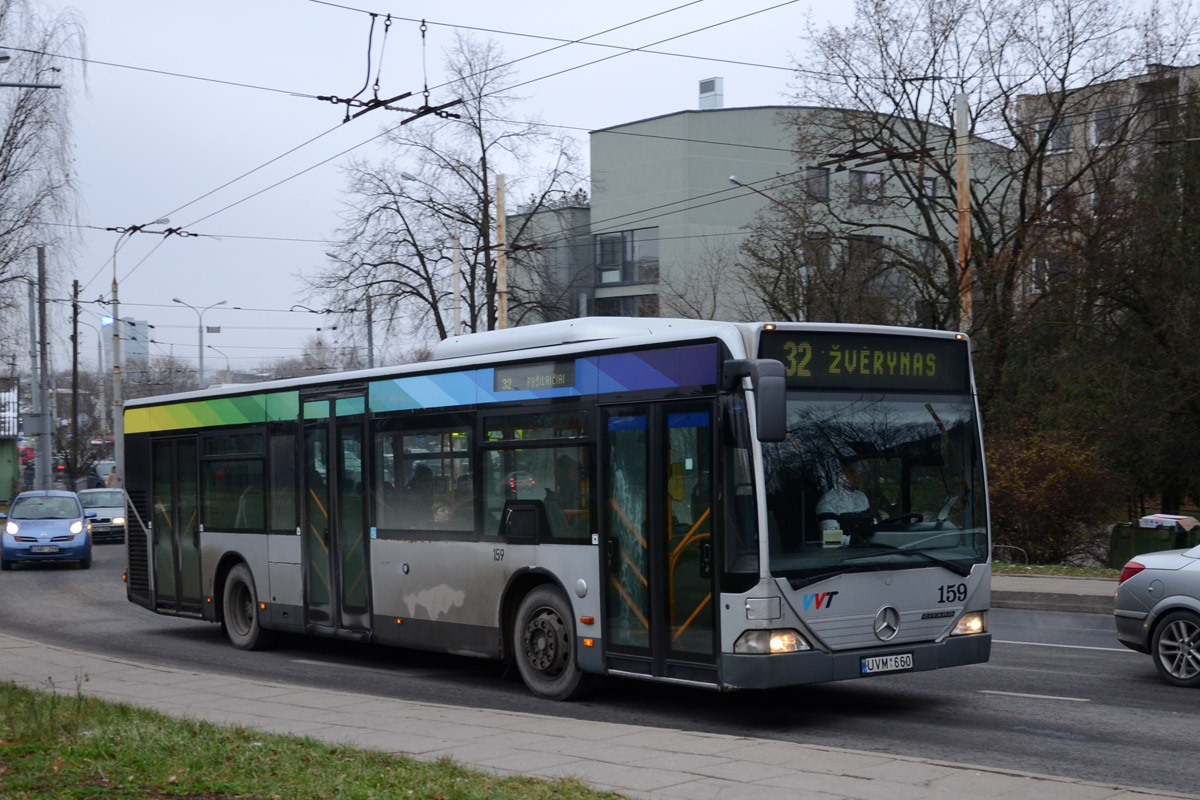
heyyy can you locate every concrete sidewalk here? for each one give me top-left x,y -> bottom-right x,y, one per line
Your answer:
3,574 -> 1189,800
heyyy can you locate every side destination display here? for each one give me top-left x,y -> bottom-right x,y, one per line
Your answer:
758,331 -> 969,392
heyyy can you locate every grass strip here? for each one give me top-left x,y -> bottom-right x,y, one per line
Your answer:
992,561 -> 1119,578
0,682 -> 625,800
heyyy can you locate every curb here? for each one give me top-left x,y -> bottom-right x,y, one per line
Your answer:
991,591 -> 1112,615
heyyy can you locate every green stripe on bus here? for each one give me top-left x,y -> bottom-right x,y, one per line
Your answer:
125,391 -> 299,433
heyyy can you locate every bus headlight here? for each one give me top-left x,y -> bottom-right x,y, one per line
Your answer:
952,611 -> 986,635
734,629 -> 811,654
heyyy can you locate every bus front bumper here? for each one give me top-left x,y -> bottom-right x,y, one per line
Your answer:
719,633 -> 991,690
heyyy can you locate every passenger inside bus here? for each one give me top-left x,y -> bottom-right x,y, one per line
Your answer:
404,464 -> 435,525
544,454 -> 580,537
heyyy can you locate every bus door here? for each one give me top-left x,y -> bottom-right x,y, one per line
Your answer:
301,392 -> 371,635
602,401 -> 716,683
151,438 -> 202,614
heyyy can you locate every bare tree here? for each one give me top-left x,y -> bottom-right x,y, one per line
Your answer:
265,335 -> 360,380
748,0 -> 1199,405
659,239 -> 748,321
0,1 -> 80,309
315,32 -> 585,344
123,356 -> 198,400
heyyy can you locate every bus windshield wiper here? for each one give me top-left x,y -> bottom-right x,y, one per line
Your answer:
787,563 -> 880,591
840,542 -> 972,577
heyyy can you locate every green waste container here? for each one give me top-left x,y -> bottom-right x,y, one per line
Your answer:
1109,522 -> 1182,569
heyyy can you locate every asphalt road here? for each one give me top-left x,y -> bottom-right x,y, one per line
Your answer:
1,544 -> 1194,795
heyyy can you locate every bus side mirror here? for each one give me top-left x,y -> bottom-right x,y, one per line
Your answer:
723,359 -> 786,443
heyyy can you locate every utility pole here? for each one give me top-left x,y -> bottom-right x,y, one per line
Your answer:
27,278 -> 42,491
37,246 -> 50,490
71,279 -> 79,490
495,173 -> 507,330
452,235 -> 462,336
956,92 -> 972,332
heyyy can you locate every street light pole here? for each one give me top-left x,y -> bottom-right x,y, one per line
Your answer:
173,297 -> 227,386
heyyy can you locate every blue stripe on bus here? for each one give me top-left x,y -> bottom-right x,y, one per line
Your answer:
607,415 -> 647,431
368,343 -> 718,413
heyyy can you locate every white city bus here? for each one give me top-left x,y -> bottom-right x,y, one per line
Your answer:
124,318 -> 990,700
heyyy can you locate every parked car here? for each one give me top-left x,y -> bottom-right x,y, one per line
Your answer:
76,488 -> 126,544
0,490 -> 95,570
1115,545 -> 1200,687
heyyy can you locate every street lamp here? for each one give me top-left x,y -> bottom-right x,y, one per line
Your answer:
207,344 -> 231,381
112,218 -> 169,489
173,297 -> 227,386
729,175 -> 805,219
0,48 -> 62,89
76,319 -> 106,441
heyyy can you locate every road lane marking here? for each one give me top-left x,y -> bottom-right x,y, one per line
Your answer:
979,690 -> 1090,702
993,639 -> 1134,653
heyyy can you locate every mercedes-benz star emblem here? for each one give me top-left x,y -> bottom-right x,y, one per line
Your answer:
873,606 -> 901,641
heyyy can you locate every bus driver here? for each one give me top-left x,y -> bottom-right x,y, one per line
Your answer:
815,455 -> 874,546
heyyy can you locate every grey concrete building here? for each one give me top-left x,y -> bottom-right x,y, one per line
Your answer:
510,87 -> 1003,326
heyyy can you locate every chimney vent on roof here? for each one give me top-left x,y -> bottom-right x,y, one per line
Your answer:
699,77 -> 724,109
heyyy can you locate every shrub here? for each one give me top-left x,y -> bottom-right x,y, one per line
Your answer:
988,428 -> 1125,564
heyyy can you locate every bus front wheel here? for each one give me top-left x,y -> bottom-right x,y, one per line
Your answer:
513,586 -> 590,701
223,563 -> 274,651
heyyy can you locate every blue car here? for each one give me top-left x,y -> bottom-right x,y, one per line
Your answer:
1,490 -> 95,570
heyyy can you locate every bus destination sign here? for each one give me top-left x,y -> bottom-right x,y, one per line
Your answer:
758,331 -> 969,392
494,360 -> 577,393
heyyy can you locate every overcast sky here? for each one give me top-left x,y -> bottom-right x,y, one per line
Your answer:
39,0 -> 835,377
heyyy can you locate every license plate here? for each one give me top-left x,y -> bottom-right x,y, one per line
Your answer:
861,653 -> 913,674
30,545 -> 59,554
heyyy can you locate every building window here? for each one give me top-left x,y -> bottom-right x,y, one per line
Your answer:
595,294 -> 660,318
1091,107 -> 1118,146
594,228 -> 659,285
806,167 -> 830,200
849,170 -> 884,205
920,177 -> 938,200
1039,116 -> 1073,152
807,235 -> 832,268
846,235 -> 885,267
1042,184 -> 1071,220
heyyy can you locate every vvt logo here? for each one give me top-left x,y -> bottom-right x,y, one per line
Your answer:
803,591 -> 839,610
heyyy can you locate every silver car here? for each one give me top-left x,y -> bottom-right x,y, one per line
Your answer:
1115,545 -> 1200,687
75,488 -> 126,544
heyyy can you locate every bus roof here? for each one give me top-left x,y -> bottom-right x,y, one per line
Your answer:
123,317 -> 967,409
432,317 -> 729,360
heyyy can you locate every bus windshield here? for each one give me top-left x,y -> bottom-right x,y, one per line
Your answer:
762,392 -> 987,584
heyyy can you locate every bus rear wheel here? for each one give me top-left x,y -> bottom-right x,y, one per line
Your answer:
513,586 -> 590,701
223,563 -> 274,651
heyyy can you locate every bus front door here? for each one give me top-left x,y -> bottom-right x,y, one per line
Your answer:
151,438 -> 202,614
301,393 -> 371,636
602,401 -> 716,684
